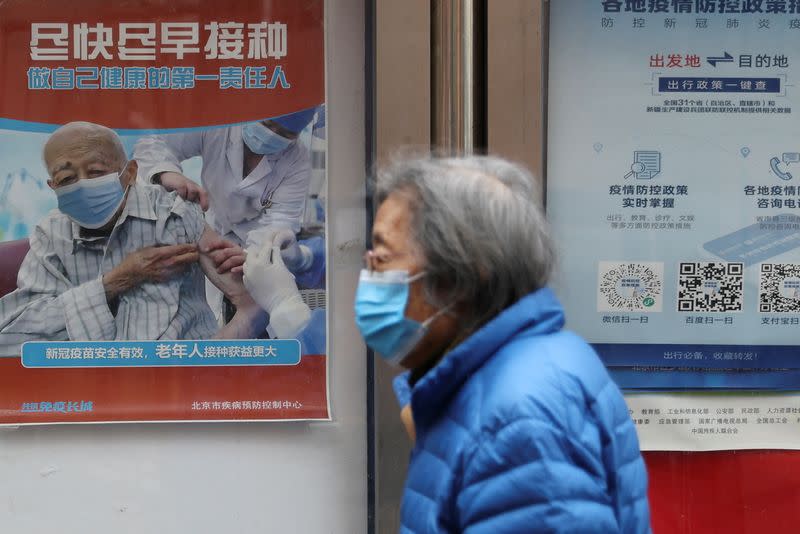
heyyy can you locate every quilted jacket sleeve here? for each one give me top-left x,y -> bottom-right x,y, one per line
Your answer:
456,416 -> 622,534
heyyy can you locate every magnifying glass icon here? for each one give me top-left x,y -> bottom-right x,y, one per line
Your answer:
624,161 -> 646,180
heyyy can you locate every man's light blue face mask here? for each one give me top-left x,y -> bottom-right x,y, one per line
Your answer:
55,163 -> 130,229
242,122 -> 293,155
354,269 -> 450,367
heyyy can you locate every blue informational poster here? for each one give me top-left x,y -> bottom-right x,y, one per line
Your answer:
547,1 -> 800,388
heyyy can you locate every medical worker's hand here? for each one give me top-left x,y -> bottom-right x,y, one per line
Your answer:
247,226 -> 313,272
156,171 -> 210,211
270,228 -> 312,272
243,243 -> 311,338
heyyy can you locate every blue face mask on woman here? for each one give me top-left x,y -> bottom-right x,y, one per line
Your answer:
242,122 -> 292,155
354,269 -> 449,367
55,164 -> 129,229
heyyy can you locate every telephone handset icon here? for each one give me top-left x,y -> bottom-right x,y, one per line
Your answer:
771,157 -> 793,181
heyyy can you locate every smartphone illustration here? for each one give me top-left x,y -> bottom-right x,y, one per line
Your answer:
703,214 -> 800,266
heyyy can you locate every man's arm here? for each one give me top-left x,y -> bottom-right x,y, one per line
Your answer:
197,225 -> 268,339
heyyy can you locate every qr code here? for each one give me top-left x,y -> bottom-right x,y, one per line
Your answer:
759,264 -> 800,313
677,262 -> 743,312
597,261 -> 663,312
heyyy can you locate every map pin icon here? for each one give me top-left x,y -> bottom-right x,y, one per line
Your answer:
593,143 -> 603,153
741,147 -> 750,158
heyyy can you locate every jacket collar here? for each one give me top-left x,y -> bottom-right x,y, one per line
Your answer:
407,287 -> 565,430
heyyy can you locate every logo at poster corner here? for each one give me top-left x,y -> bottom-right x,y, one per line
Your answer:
770,153 -> 800,181
623,151 -> 661,180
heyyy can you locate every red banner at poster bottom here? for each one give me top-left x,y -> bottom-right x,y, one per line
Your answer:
0,355 -> 328,423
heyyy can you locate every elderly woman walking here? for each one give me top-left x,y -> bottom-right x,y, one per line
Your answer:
354,156 -> 651,533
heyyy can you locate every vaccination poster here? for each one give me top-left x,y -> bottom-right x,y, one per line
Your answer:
547,1 -> 800,392
0,0 -> 329,424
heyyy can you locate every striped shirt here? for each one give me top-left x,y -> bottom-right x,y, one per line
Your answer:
0,183 -> 217,357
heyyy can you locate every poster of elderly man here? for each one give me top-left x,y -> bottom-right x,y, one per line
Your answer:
0,0 -> 328,424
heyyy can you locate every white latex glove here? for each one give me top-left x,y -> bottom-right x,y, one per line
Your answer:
243,243 -> 311,338
246,226 -> 313,272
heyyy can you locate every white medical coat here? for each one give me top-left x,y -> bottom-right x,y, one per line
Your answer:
133,125 -> 311,248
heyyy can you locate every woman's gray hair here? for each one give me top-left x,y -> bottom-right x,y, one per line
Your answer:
375,154 -> 555,328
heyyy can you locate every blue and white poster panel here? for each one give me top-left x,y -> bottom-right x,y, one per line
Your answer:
547,0 -> 800,389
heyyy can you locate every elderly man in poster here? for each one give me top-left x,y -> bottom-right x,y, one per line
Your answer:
0,121 -> 267,355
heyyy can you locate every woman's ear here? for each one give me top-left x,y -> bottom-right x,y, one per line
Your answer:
400,404 -> 416,444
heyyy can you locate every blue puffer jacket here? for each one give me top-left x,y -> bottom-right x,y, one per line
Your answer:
393,288 -> 651,533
